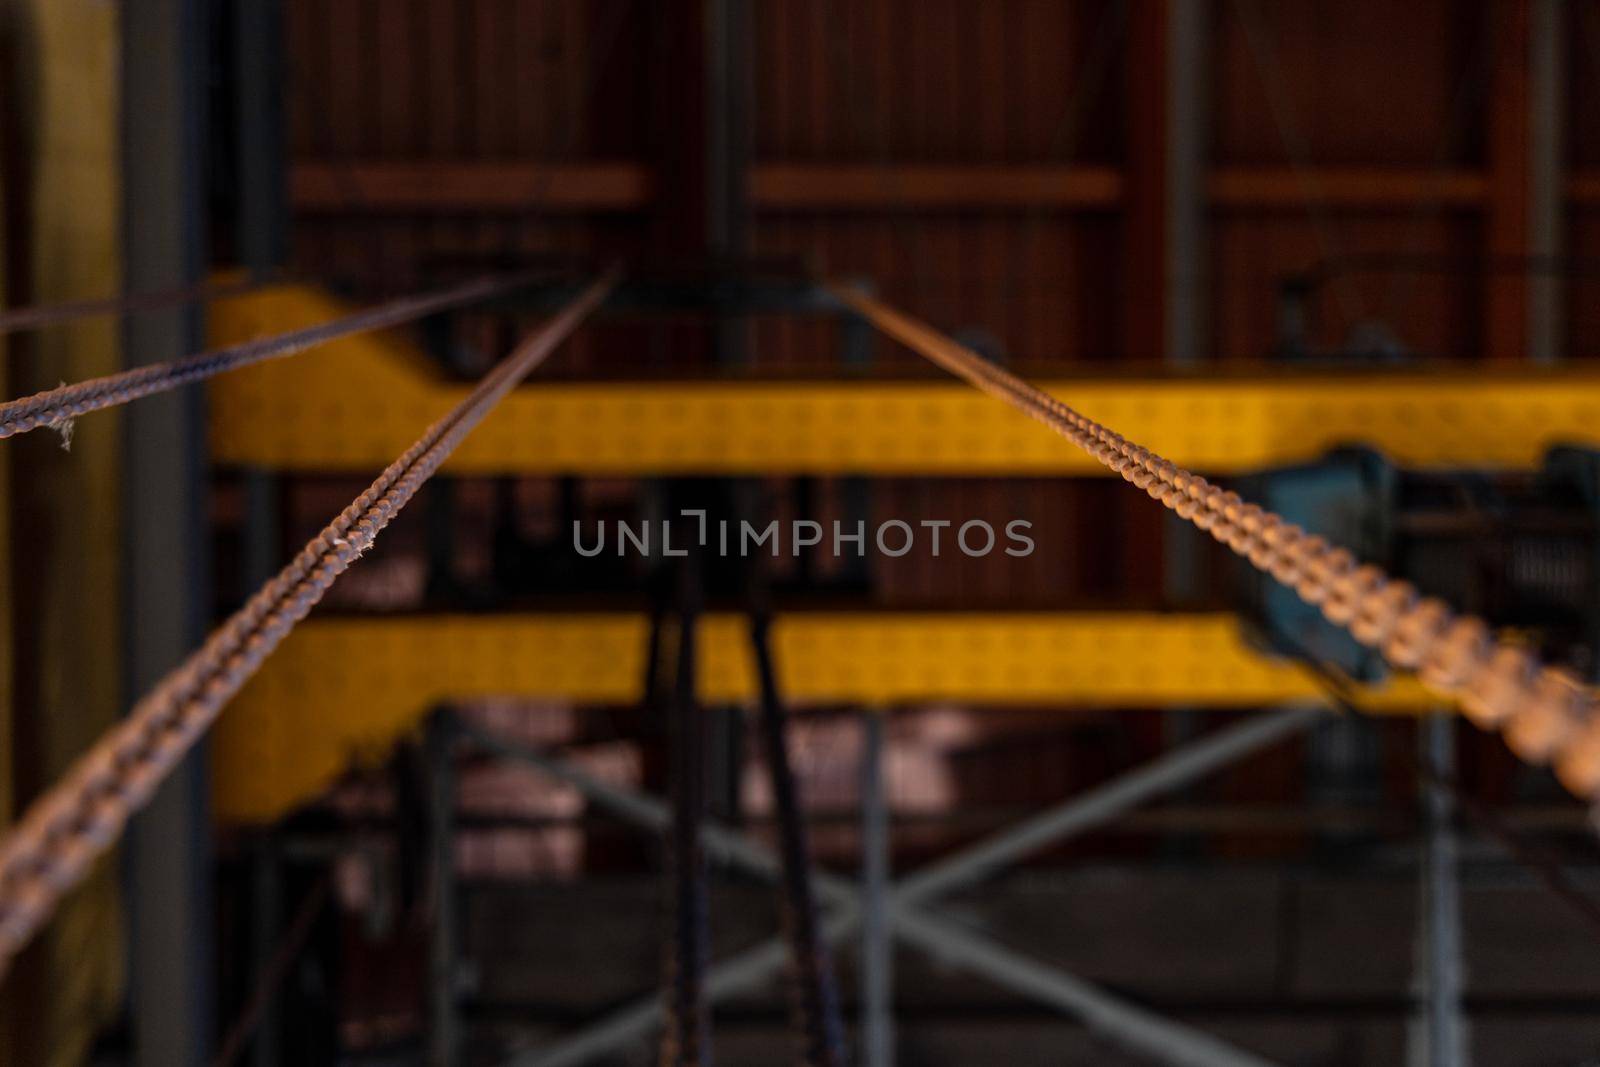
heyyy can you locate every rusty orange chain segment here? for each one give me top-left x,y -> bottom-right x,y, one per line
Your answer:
830,284 -> 1600,806
0,271 -> 617,975
0,269 -> 559,440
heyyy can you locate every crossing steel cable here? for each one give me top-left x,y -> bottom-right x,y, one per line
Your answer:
0,269 -> 556,440
830,283 -> 1600,812
659,563 -> 713,1067
0,273 -> 271,337
0,270 -> 616,976
211,875 -> 333,1067
749,612 -> 848,1067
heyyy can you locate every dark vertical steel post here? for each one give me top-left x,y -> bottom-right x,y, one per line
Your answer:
860,712 -> 892,1067
233,0 -> 288,275
660,561 -> 711,1067
122,2 -> 212,1063
234,0 -> 288,745
1151,0 -> 1208,604
705,0 -> 748,263
837,285 -> 874,589
1485,0 -> 1532,361
707,0 -> 750,366
428,711 -> 461,1067
1413,712 -> 1468,1067
749,612 -> 847,1066
249,835 -> 284,1067
1527,0 -> 1562,364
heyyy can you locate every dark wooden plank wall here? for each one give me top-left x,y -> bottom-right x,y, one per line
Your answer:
281,0 -> 1595,364
275,0 -> 1599,610
1568,1 -> 1600,358
284,0 -> 651,373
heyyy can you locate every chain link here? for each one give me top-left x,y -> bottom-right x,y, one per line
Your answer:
832,285 -> 1600,808
0,272 -> 615,973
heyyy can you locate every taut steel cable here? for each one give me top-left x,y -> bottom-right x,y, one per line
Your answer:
830,284 -> 1600,810
0,271 -> 616,975
0,273 -> 270,337
0,270 -> 556,440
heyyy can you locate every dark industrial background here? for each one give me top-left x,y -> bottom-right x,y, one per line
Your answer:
4,2 -> 1600,1066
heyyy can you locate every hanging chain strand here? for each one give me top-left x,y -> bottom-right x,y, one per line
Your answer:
830,285 -> 1600,809
0,272 -> 616,973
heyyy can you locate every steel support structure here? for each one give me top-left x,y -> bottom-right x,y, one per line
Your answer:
428,712 -> 461,1067
474,706 -> 1323,1067
1486,0 -> 1535,361
660,570 -> 711,1067
122,2 -> 212,1063
231,0 -> 287,275
248,835 -> 284,1067
1526,0 -> 1563,364
1410,713 -> 1469,1067
859,712 -> 893,1067
1157,0 -> 1209,605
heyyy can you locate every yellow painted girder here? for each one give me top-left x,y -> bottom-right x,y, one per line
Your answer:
213,611 -> 1431,823
208,285 -> 1600,475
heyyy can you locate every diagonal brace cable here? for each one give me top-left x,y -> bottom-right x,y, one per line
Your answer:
470,721 -> 1290,1067
0,273 -> 270,337
0,270 -> 616,975
749,612 -> 848,1067
0,269 -> 558,439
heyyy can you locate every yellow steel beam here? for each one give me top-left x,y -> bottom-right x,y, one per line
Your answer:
207,285 -> 1600,475
213,611 -> 1431,823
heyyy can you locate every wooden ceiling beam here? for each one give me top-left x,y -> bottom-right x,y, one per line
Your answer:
286,161 -> 1600,214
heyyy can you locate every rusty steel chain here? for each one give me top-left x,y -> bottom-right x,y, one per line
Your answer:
0,272 -> 616,974
0,269 -> 558,439
831,285 -> 1600,809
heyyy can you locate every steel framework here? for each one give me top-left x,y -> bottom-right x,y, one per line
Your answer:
444,706 -> 1325,1067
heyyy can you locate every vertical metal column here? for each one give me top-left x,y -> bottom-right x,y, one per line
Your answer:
705,0 -> 749,267
428,712 -> 461,1067
860,712 -> 893,1067
1165,0 -> 1207,369
1526,0 -> 1563,364
837,286 -> 876,588
232,0 -> 287,274
1158,0 -> 1210,843
1161,0 -> 1208,601
122,2 -> 212,1064
233,0 -> 288,673
660,566 -> 711,1067
249,836 -> 284,1067
1410,713 -> 1468,1067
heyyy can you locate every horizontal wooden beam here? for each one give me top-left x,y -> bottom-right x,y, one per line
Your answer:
1208,167 -> 1487,210
289,161 -> 653,212
287,163 -> 1600,214
749,164 -> 1123,210
1568,171 -> 1600,206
